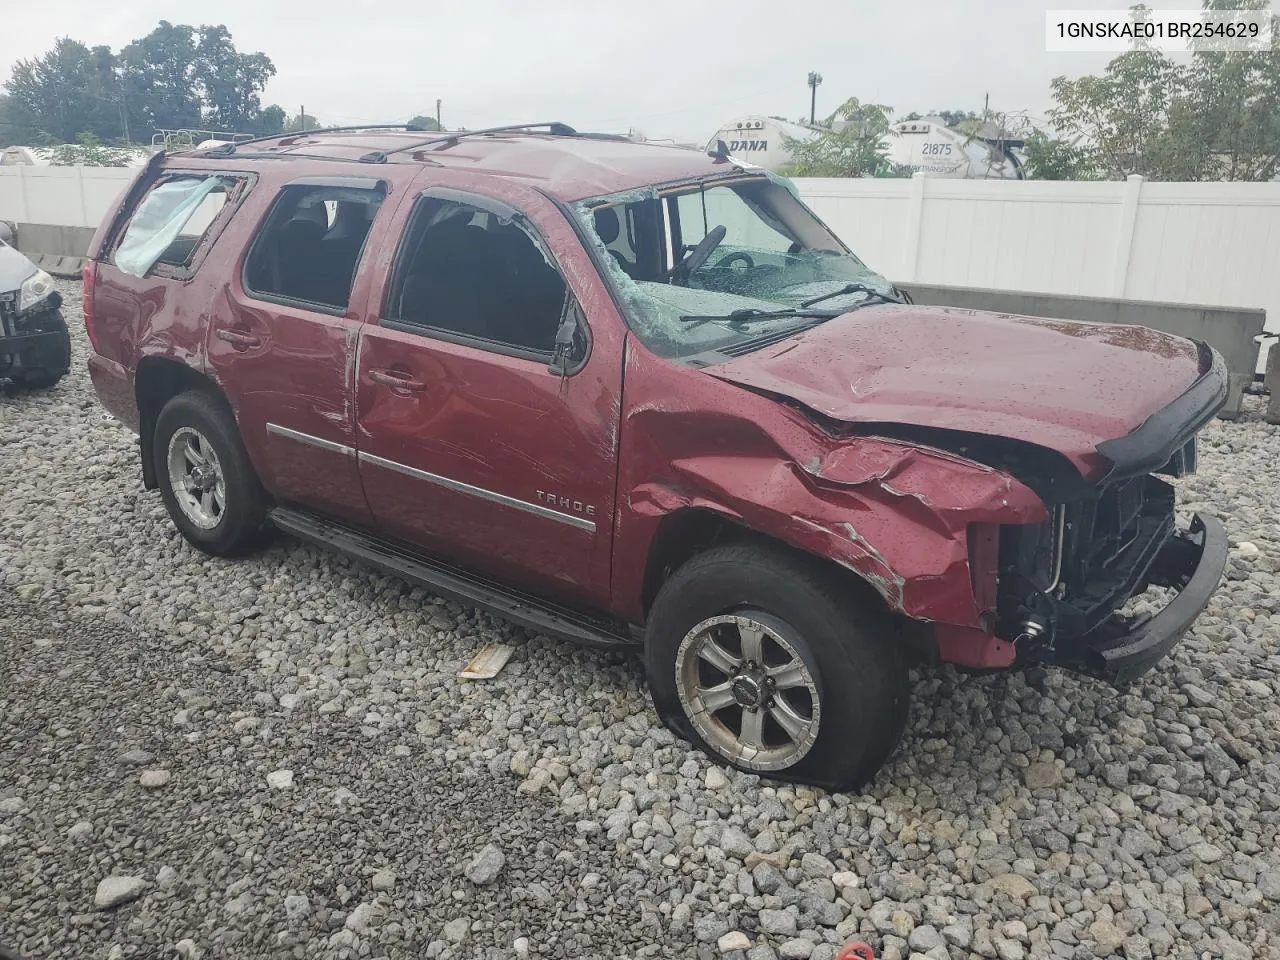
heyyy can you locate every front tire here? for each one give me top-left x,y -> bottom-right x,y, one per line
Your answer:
153,390 -> 271,557
645,543 -> 910,791
18,367 -> 66,389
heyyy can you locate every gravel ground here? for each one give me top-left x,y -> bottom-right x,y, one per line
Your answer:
3,279 -> 1280,960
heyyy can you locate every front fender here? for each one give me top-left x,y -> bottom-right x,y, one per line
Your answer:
612,345 -> 1046,626
638,442 -> 1043,622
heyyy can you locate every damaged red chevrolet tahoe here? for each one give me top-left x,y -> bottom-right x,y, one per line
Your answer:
84,123 -> 1228,790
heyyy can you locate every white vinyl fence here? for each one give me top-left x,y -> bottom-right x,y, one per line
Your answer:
794,174 -> 1280,336
0,164 -> 135,228
2,164 -> 1277,336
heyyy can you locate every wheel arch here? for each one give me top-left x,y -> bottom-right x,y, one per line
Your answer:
641,507 -> 905,621
638,505 -> 937,665
135,357 -> 231,490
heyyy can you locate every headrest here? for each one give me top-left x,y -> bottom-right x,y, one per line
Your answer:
593,206 -> 621,244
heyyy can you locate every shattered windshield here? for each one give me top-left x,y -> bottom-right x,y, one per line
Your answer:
574,175 -> 900,359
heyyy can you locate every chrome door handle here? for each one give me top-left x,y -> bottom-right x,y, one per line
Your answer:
369,368 -> 427,392
215,329 -> 262,350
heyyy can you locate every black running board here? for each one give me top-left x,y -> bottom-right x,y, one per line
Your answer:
269,507 -> 636,650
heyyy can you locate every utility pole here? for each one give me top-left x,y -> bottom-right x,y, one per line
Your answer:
807,72 -> 823,126
436,99 -> 442,129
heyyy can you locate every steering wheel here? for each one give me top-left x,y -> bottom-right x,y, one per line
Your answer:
674,224 -> 727,281
714,252 -> 755,272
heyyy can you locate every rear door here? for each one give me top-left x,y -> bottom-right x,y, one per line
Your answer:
206,175 -> 397,525
353,176 -> 626,610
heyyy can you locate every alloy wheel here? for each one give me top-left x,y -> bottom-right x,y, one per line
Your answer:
675,612 -> 821,772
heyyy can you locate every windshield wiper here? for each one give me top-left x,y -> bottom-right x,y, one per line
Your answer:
679,284 -> 903,327
678,306 -> 838,327
800,283 -> 903,308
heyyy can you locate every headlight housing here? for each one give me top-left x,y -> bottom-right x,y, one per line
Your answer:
18,269 -> 55,314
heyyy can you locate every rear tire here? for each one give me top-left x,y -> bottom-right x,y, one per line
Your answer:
645,543 -> 910,791
153,390 -> 271,557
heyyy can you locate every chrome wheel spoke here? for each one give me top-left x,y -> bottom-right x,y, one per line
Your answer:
767,659 -> 809,690
695,681 -> 737,714
168,427 -> 225,530
738,624 -> 764,665
697,636 -> 740,675
768,696 -> 814,745
739,708 -> 765,749
676,613 -> 822,773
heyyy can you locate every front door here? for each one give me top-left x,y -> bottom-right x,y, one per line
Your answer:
354,179 -> 625,610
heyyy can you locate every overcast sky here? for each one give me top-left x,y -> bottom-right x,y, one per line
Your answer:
4,0 -> 1205,143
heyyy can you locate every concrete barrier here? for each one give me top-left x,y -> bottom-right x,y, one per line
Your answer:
10,222 -> 95,278
899,282 -> 1265,419
1265,336 -> 1280,424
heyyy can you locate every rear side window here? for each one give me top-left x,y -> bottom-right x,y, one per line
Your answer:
113,176 -> 242,278
243,183 -> 385,312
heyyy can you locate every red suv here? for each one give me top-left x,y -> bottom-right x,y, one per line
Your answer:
84,123 -> 1228,790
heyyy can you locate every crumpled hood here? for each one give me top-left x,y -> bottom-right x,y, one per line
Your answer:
0,241 -> 38,293
706,304 -> 1205,477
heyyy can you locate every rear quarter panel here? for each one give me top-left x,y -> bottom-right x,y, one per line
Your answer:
86,159 -> 263,428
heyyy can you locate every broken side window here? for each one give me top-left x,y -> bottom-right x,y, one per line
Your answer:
113,176 -> 228,278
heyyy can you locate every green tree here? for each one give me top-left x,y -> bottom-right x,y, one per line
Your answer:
41,132 -> 136,166
284,113 -> 322,132
780,97 -> 894,177
193,25 -> 276,132
1049,48 -> 1180,178
1020,129 -> 1101,180
117,21 -> 204,136
1169,0 -> 1280,180
4,38 -> 123,143
407,115 -> 442,131
936,109 -> 981,129
0,94 -> 38,146
4,22 -> 283,146
1045,0 -> 1280,180
253,104 -> 287,136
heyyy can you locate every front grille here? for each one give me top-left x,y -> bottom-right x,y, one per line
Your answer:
998,475 -> 1177,644
1072,475 -> 1148,575
0,292 -> 16,338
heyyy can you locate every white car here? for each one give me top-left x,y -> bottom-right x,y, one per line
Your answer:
0,232 -> 70,388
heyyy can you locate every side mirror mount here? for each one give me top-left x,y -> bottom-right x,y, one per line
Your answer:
548,299 -> 581,376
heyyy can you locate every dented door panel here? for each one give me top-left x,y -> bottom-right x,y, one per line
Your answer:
209,291 -> 370,523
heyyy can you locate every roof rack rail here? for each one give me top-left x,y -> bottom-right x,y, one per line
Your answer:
358,121 -> 633,163
358,121 -> 578,163
196,122 -> 439,157
189,120 -> 634,165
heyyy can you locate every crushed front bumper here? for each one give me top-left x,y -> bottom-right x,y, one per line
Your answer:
1063,512 -> 1227,685
0,329 -> 70,375
0,300 -> 70,378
